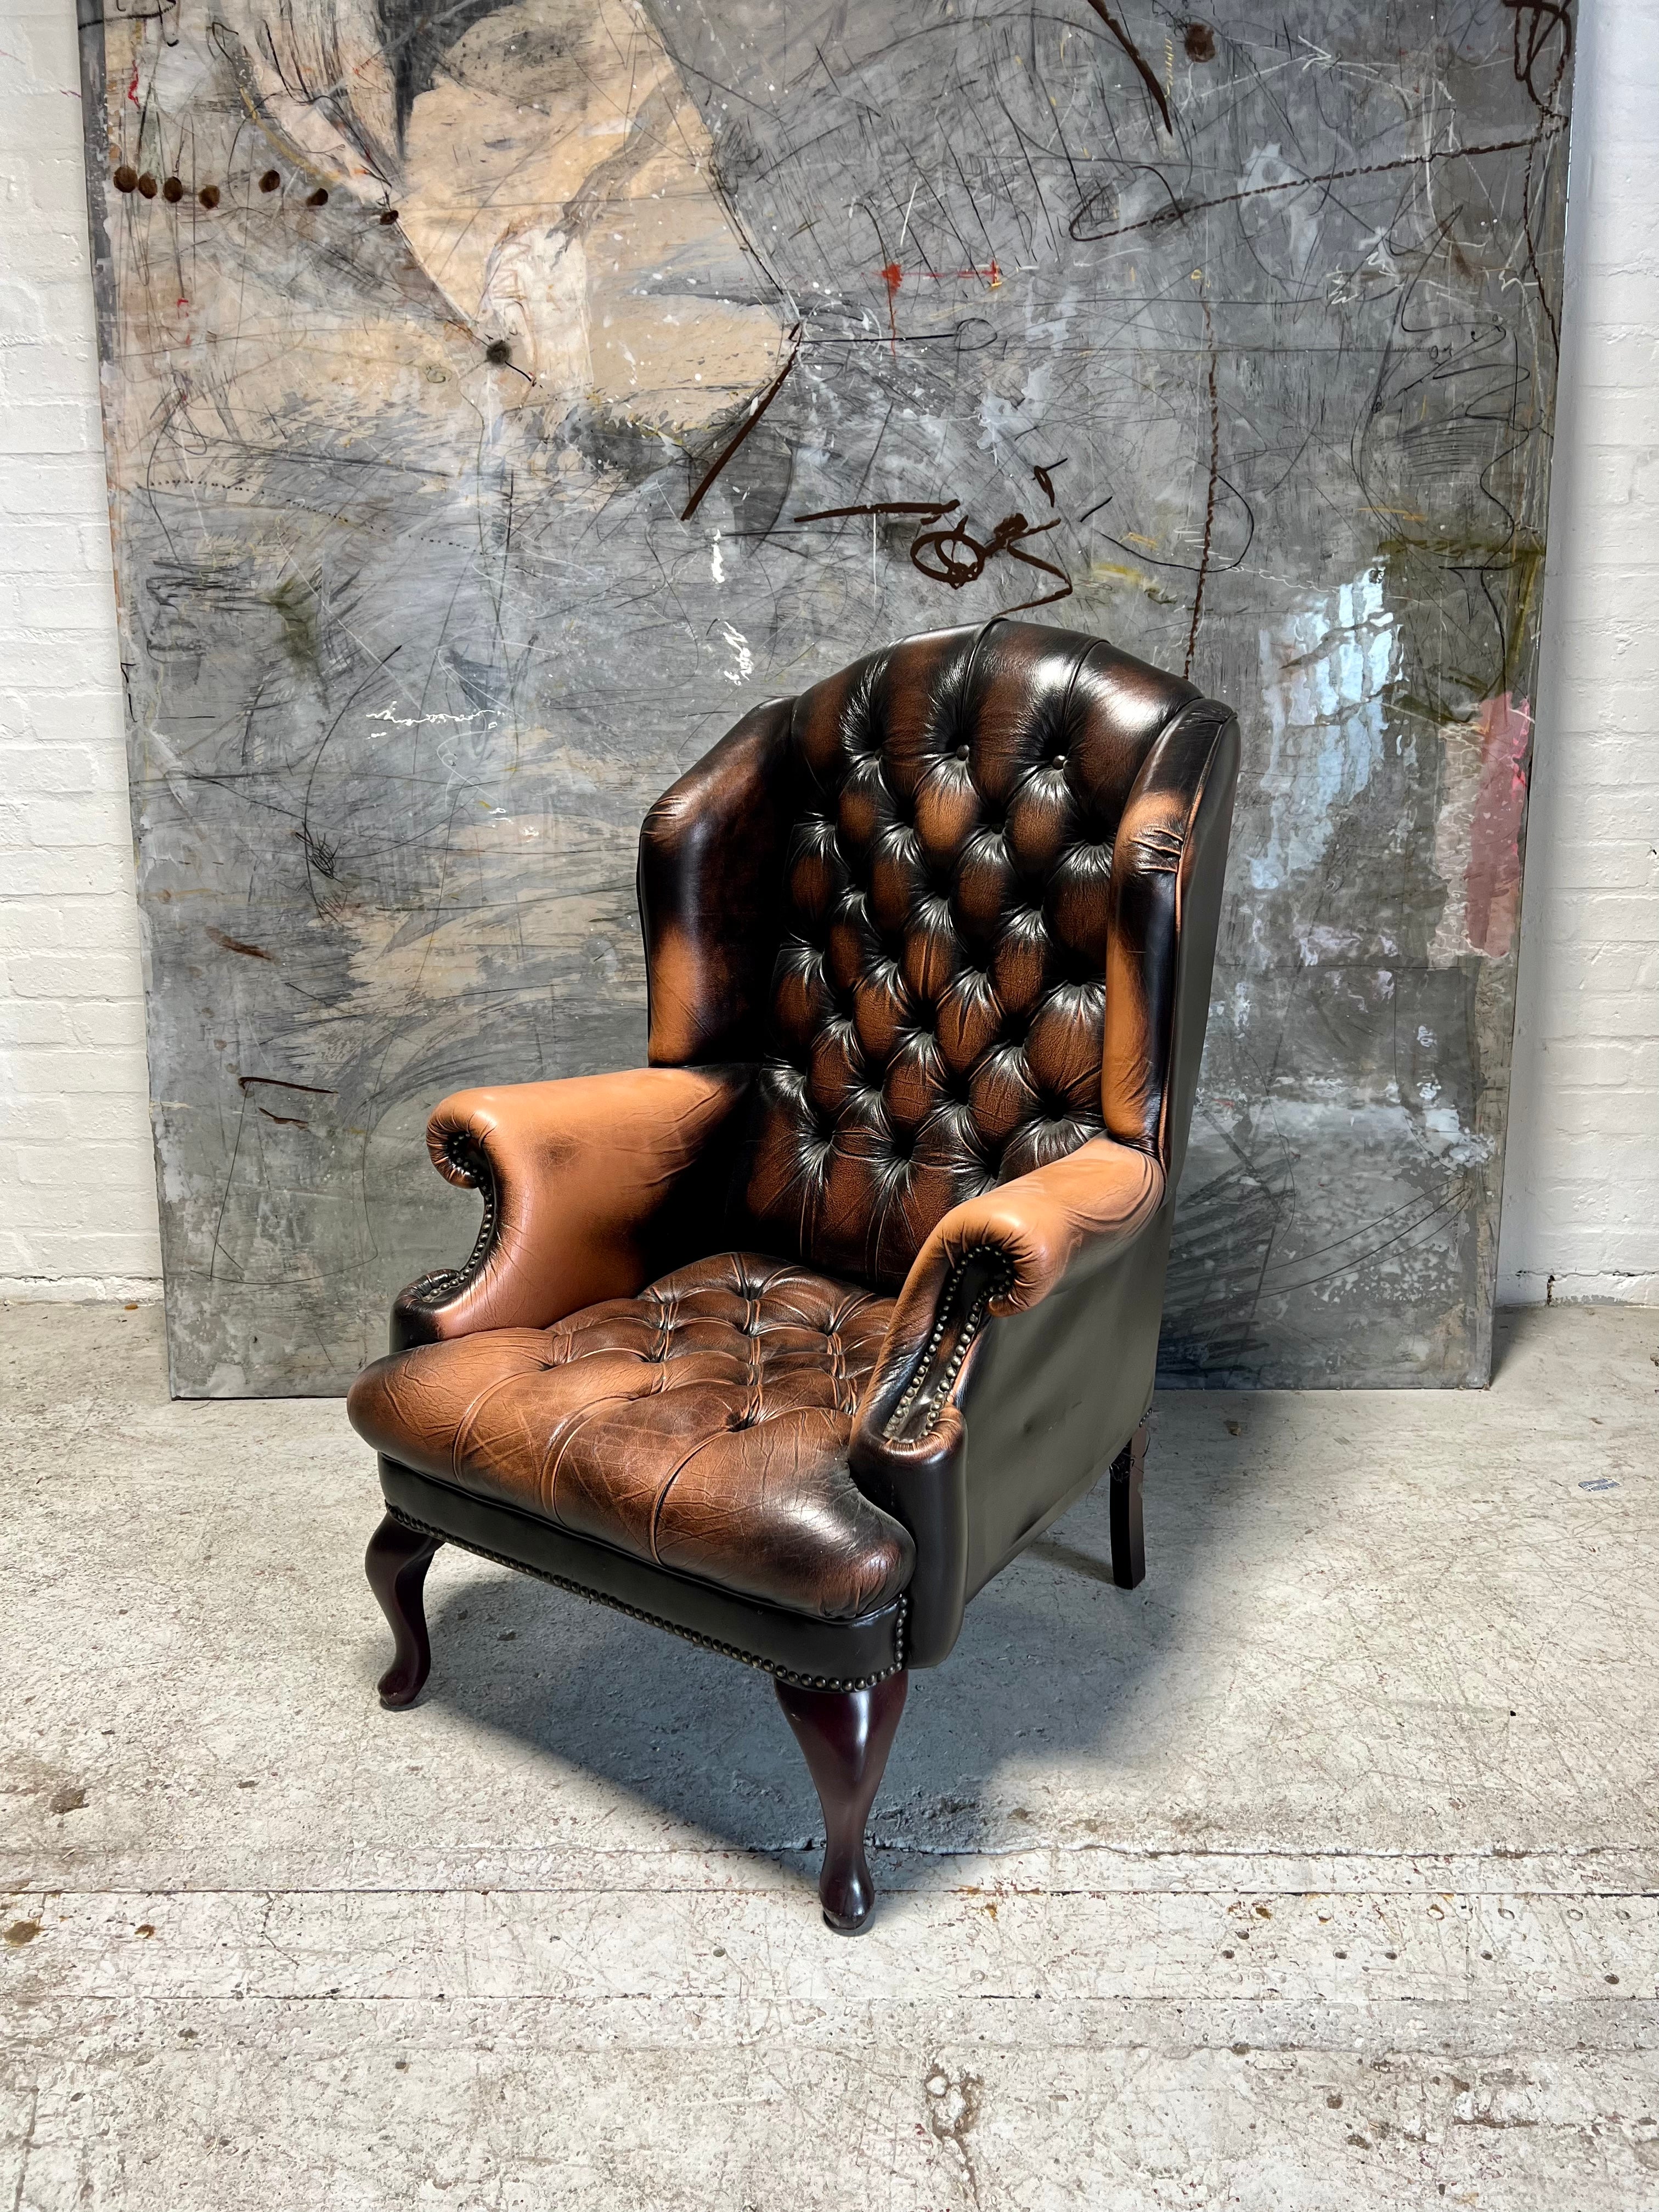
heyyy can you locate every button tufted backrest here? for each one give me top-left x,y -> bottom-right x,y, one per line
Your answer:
639,617 -> 1227,1292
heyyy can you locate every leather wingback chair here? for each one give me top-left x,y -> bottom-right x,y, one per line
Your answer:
348,617 -> 1239,1931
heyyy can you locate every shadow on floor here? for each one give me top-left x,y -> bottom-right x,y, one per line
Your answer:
403,1391 -> 1286,1880
1487,1304 -> 1527,1385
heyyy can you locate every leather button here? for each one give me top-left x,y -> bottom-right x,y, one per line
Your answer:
954,744 -> 969,761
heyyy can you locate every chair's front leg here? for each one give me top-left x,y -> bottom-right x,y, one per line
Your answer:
1109,1417 -> 1148,1589
775,1671 -> 909,1934
365,1513 -> 443,1708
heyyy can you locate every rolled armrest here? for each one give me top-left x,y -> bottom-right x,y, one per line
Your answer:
848,1137 -> 1164,1666
856,1136 -> 1166,1446
393,1064 -> 754,1345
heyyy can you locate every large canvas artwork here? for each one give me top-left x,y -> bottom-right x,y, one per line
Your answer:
80,0 -> 1573,1393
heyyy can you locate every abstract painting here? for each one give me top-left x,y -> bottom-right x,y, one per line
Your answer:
78,0 -> 1573,1392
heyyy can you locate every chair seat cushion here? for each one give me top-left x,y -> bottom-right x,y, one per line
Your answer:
347,1253 -> 913,1623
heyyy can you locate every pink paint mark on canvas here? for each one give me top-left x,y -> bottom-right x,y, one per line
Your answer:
1464,692 -> 1531,958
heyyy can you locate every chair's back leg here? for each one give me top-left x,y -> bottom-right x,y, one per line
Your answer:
365,1513 -> 443,1708
774,1671 -> 909,1934
1109,1418 -> 1148,1589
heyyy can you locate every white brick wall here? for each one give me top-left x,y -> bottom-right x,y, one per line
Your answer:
0,0 -> 162,1299
0,0 -> 1653,1315
1496,0 -> 1659,1308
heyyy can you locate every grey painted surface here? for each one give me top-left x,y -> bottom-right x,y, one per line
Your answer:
81,0 -> 1573,1392
4,1300 -> 1657,2204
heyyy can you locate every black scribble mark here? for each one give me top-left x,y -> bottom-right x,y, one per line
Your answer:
681,325 -> 803,522
257,1107 -> 309,1127
793,500 -> 960,523
212,1077 -> 336,1285
1501,2 -> 1572,362
207,927 -> 273,961
78,0 -> 177,23
911,510 -> 1056,586
210,12 -> 397,187
910,511 -> 1074,613
1158,1147 -> 1291,1379
1260,1177 -> 1477,1300
1070,126 -> 1566,242
1503,0 -> 1572,115
1095,477 -> 1254,578
1079,0 -> 1172,133
795,486 -> 1075,614
377,0 -> 521,140
1032,460 -> 1067,506
1184,300 -> 1219,681
296,823 -> 339,878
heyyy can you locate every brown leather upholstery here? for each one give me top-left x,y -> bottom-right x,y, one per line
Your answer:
707,622 -> 1204,1288
392,1066 -> 753,1344
855,1133 -> 1166,1443
352,1253 -> 911,1622
353,616 -> 1239,1683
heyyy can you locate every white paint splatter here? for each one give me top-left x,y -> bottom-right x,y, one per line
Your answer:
717,620 -> 753,685
366,702 -> 484,729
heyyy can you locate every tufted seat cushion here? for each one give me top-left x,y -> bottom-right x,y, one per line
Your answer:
347,1252 -> 913,1623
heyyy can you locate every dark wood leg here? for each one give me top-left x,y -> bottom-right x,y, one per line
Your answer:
1109,1418 -> 1148,1590
364,1513 -> 443,1708
774,1671 -> 909,1935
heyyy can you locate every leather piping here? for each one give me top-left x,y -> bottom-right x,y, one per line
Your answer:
882,1248 -> 1014,1439
384,1504 -> 909,1691
1155,706 -> 1230,1169
400,1136 -> 499,1314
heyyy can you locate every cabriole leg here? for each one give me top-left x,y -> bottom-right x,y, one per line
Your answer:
774,1671 -> 909,1935
1109,1418 -> 1148,1590
364,1513 -> 443,1708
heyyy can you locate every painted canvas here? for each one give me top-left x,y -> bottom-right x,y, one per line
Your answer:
79,0 -> 1573,1393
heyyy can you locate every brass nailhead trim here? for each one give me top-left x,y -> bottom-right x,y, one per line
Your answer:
385,1506 -> 907,1691
883,1248 -> 1013,1440
404,1156 -> 498,1311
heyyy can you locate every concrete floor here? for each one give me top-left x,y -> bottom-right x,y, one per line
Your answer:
2,1302 -> 1658,2208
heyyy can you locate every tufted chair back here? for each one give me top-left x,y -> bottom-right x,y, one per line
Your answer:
639,617 -> 1229,1293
